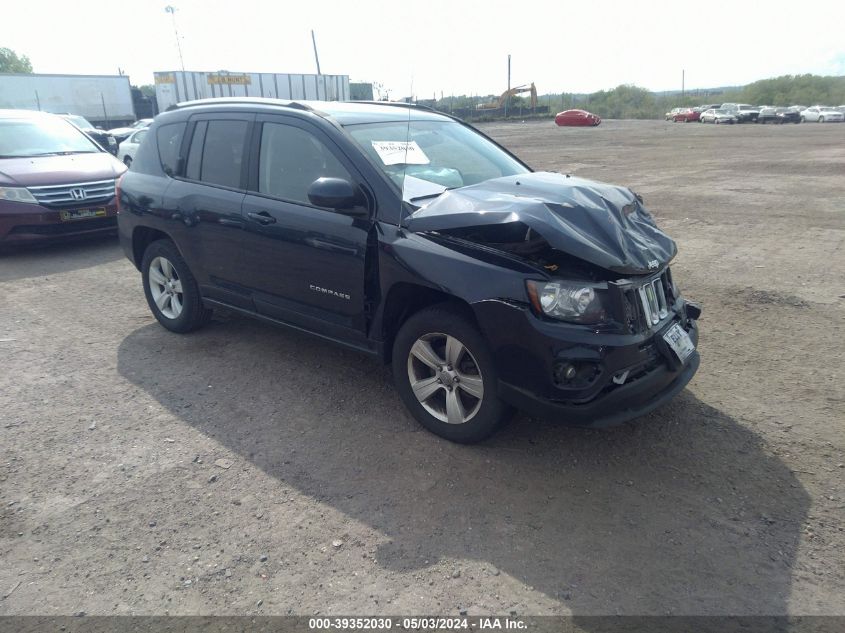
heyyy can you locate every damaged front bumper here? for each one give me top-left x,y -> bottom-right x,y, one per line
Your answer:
473,286 -> 701,427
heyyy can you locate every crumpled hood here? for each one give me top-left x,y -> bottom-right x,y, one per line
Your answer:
406,171 -> 677,275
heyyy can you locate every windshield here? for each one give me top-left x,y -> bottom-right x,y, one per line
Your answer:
0,117 -> 101,157
344,119 -> 529,202
64,115 -> 94,129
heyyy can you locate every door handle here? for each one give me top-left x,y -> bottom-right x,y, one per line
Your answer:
247,211 -> 276,225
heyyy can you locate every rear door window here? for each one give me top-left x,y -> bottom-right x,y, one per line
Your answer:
186,119 -> 249,189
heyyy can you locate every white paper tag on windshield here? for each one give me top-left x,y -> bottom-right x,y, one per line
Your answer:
371,140 -> 430,166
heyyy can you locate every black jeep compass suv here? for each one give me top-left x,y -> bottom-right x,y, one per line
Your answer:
117,98 -> 700,443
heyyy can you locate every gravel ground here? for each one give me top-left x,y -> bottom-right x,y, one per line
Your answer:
0,119 -> 843,617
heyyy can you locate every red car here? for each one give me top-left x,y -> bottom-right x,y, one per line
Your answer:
671,108 -> 700,122
554,109 -> 601,127
0,110 -> 126,246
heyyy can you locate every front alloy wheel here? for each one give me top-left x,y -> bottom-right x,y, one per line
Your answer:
392,305 -> 512,443
408,333 -> 484,425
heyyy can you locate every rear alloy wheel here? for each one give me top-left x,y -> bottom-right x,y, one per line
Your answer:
142,239 -> 212,333
819,116 -> 825,123
800,116 -> 806,122
392,306 -> 512,443
148,256 -> 184,320
123,155 -> 132,167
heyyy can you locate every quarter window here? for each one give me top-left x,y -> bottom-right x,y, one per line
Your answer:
156,122 -> 186,177
257,122 -> 351,205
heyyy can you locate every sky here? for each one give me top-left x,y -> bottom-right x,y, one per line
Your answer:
4,0 -> 845,98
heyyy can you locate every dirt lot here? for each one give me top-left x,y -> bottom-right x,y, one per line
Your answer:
1,119 -> 843,618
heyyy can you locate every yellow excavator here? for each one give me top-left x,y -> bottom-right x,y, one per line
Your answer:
478,83 -> 538,110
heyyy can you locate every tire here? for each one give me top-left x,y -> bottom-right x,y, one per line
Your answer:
391,305 -> 513,443
141,239 -> 212,333
123,155 -> 132,167
800,116 -> 805,122
819,116 -> 824,123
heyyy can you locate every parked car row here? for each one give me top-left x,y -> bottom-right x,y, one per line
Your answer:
667,103 -> 845,124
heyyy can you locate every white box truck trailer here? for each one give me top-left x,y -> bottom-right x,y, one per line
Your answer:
0,73 -> 136,127
154,71 -> 350,111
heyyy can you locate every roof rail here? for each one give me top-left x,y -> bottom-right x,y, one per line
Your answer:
174,97 -> 313,112
352,100 -> 439,114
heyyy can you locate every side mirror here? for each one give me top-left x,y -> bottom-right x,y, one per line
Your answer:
307,177 -> 367,216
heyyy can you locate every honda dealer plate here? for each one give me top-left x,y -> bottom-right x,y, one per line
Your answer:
663,322 -> 695,363
59,208 -> 107,222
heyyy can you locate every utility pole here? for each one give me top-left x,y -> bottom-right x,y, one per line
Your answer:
682,69 -> 685,99
505,54 -> 511,118
311,30 -> 322,75
164,6 -> 185,72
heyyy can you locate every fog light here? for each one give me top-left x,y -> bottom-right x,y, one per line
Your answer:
553,361 -> 601,389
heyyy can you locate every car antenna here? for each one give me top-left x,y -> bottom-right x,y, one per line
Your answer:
398,76 -> 413,229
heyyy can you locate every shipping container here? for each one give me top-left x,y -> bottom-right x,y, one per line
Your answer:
0,73 -> 135,127
154,71 -> 350,111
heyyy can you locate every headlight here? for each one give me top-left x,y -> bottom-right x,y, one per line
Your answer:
0,187 -> 38,204
526,280 -> 608,324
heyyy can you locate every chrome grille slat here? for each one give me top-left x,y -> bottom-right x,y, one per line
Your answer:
36,191 -> 114,200
33,196 -> 114,204
636,273 -> 670,328
27,179 -> 116,208
28,179 -> 115,191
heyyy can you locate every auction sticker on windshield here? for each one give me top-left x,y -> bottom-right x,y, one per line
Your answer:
663,322 -> 695,363
371,140 -> 430,165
